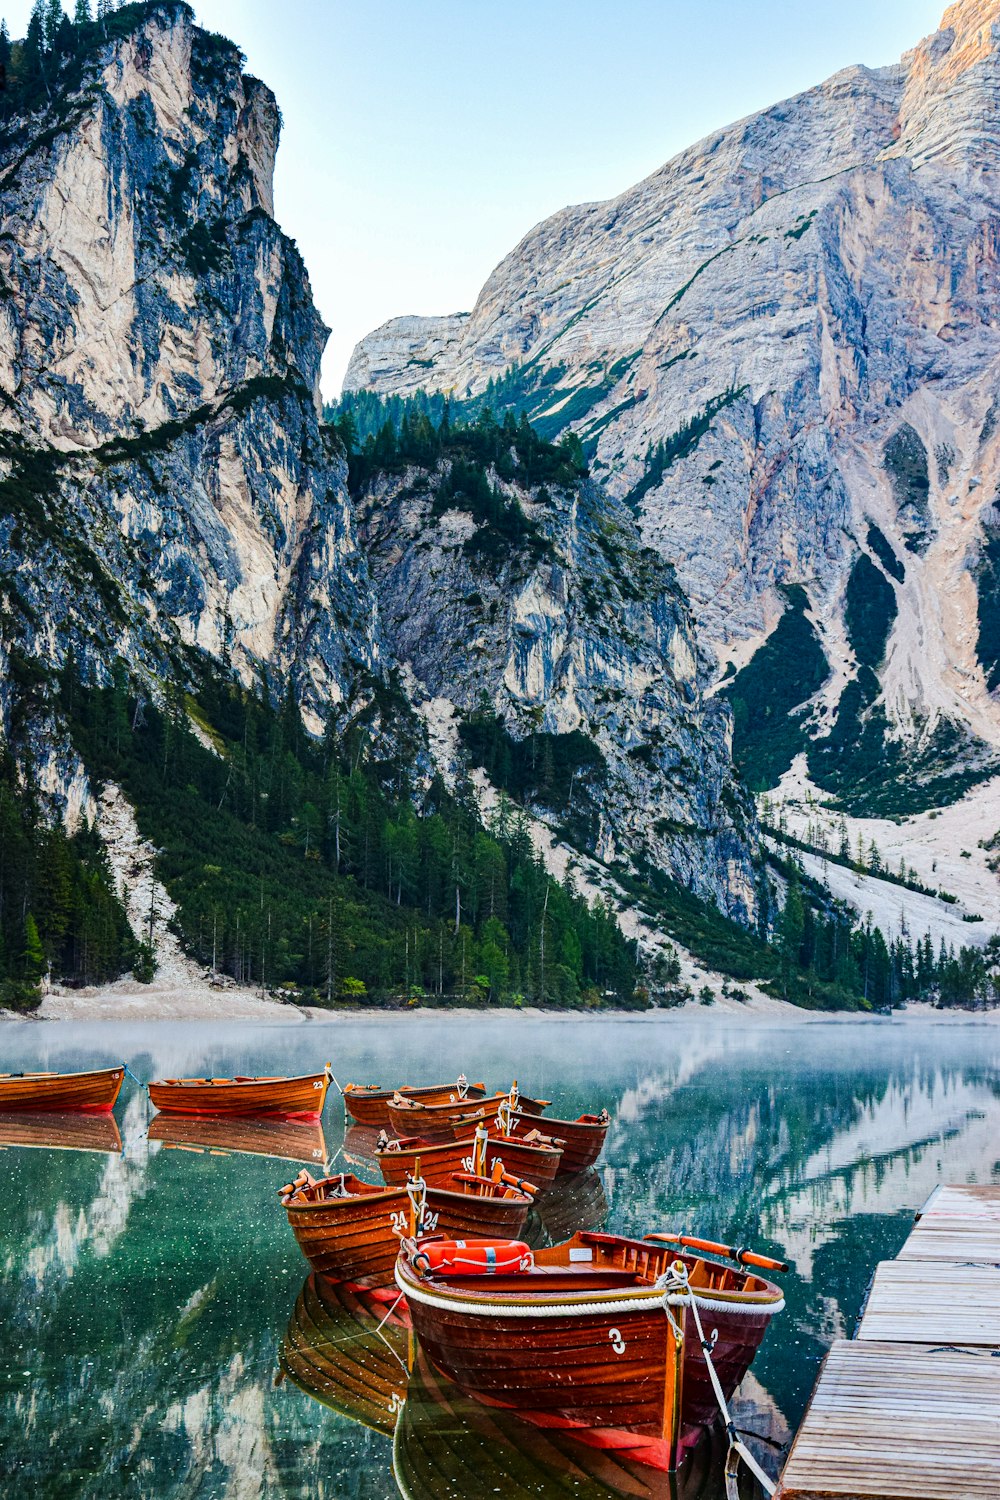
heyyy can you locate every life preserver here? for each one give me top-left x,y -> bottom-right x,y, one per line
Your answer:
411,1239 -> 533,1276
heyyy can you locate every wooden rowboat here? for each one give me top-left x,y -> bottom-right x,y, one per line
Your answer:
280,1168 -> 534,1287
148,1112 -> 328,1167
278,1273 -> 411,1435
0,1065 -> 124,1113
0,1110 -> 123,1156
510,1109 -> 610,1174
148,1068 -> 331,1121
377,1130 -> 563,1191
394,1345 -> 737,1500
395,1229 -> 785,1471
387,1088 -> 550,1142
341,1077 -> 488,1128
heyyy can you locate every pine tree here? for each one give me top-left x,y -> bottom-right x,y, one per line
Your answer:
0,21 -> 11,71
25,1 -> 47,83
73,0 -> 92,21
44,0 -> 64,52
21,913 -> 45,982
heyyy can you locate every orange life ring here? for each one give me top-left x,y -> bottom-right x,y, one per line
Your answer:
412,1238 -> 533,1276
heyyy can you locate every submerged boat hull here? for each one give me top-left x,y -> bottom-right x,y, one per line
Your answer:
395,1237 -> 781,1470
377,1133 -> 562,1191
148,1070 -> 330,1120
283,1173 -> 532,1286
0,1065 -> 124,1113
342,1080 -> 487,1128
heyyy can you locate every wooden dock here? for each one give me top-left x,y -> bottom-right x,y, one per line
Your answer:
775,1183 -> 1000,1500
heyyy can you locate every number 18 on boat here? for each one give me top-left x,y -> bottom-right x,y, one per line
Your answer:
395,1229 -> 786,1474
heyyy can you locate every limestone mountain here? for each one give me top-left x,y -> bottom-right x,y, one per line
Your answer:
346,0 -> 1000,818
0,0 -> 761,1006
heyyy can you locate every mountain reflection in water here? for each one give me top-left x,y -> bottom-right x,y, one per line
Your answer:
0,1018 -> 996,1498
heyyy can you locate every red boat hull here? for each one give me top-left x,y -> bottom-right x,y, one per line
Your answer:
0,1065 -> 124,1113
148,1071 -> 330,1120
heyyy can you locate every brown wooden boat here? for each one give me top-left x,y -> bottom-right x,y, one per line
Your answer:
280,1167 -> 534,1286
0,1064 -> 124,1113
377,1128 -> 563,1191
511,1108 -> 610,1174
0,1110 -> 123,1156
148,1068 -> 331,1121
395,1228 -> 785,1472
340,1077 -> 488,1128
148,1112 -> 328,1167
387,1087 -> 550,1142
278,1273 -> 411,1435
394,1345 -> 739,1500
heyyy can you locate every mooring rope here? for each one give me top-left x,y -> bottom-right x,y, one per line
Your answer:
671,1263 -> 777,1498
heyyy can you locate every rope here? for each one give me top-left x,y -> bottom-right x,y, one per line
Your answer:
123,1064 -> 146,1089
397,1260 -> 783,1322
674,1264 -> 776,1498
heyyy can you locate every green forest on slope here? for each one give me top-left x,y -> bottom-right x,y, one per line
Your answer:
58,664 -> 643,1011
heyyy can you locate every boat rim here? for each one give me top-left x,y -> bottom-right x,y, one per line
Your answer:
151,1070 -> 329,1089
0,1064 -> 125,1081
393,1255 -> 785,1318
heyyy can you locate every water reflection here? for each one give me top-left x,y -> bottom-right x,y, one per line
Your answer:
0,1019 -> 996,1497
148,1113 -> 328,1167
0,1110 -> 122,1155
394,1349 -> 764,1499
280,1274 -> 410,1436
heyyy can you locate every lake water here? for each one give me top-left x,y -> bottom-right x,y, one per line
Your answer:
0,1017 -> 997,1499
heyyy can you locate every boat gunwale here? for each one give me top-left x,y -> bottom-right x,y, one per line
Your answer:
283,1170 -> 533,1213
380,1132 -> 563,1162
151,1070 -> 329,1091
394,1254 -> 784,1316
0,1064 -> 125,1086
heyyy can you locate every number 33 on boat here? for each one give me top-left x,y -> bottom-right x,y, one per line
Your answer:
394,1228 -> 787,1473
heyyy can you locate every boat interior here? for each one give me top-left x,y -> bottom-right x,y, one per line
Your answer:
410,1232 -> 774,1297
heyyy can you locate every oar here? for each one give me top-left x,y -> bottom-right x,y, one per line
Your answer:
644,1232 -> 788,1273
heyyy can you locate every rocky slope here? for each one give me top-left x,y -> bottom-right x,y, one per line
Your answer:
353,426 -> 757,919
346,0 -> 1000,816
0,1 -> 759,951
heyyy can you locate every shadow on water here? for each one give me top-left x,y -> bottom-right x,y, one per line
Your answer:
0,1018 -> 996,1495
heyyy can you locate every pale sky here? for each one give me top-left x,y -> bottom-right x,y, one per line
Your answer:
3,0 -> 944,395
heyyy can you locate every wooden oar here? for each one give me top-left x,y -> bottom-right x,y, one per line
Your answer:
644,1232 -> 789,1273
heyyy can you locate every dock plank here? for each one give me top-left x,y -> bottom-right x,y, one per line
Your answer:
776,1340 -> 1000,1499
858,1260 -> 1000,1345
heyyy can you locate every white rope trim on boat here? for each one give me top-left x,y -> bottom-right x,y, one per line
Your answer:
395,1265 -> 784,1321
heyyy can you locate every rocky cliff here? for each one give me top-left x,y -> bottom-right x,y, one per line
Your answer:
0,0 -> 759,951
353,422 -> 757,919
346,0 -> 1000,815
0,1 -> 378,753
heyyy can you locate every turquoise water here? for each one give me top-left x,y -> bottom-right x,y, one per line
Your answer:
0,1018 -> 997,1498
